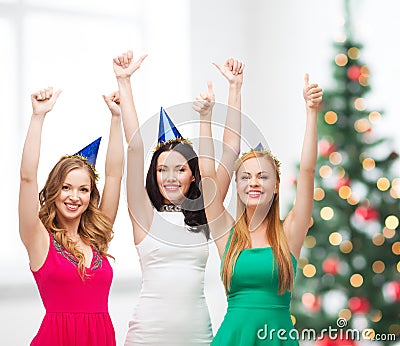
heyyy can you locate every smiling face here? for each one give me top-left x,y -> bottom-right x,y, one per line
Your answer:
55,168 -> 91,224
236,156 -> 278,209
156,150 -> 195,205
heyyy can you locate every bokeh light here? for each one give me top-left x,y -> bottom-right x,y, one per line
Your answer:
335,53 -> 348,66
389,324 -> 400,335
383,227 -> 396,239
339,309 -> 352,321
350,273 -> 363,287
347,194 -> 360,205
319,165 -> 333,178
372,234 -> 385,246
392,242 -> 400,255
324,111 -> 338,125
362,158 -> 375,170
321,207 -> 334,220
340,240 -> 353,254
329,232 -> 342,246
329,152 -> 343,165
385,215 -> 399,230
368,111 -> 381,123
354,98 -> 366,111
304,235 -> 317,249
377,177 -> 390,191
370,310 -> 382,323
339,186 -> 352,199
348,47 -> 359,59
354,118 -> 370,133
372,260 -> 385,274
303,264 -> 317,278
314,187 -> 325,201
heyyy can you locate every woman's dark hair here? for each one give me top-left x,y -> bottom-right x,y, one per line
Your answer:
146,141 -> 210,239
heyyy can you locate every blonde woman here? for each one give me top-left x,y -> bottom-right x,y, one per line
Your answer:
194,74 -> 322,345
19,87 -> 124,345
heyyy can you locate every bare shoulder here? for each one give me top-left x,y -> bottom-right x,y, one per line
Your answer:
25,224 -> 51,271
129,204 -> 154,245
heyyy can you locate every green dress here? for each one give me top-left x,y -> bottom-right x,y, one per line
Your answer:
211,232 -> 299,345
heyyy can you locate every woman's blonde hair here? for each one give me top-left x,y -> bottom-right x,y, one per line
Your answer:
221,150 -> 294,294
39,157 -> 114,279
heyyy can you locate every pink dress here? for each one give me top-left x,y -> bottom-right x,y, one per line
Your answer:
30,232 -> 116,346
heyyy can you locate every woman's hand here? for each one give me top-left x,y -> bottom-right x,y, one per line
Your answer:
103,91 -> 121,116
193,81 -> 215,117
113,50 -> 148,79
303,73 -> 323,110
212,57 -> 244,86
31,87 -> 62,116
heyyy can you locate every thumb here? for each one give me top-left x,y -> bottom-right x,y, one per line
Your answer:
53,89 -> 63,100
138,54 -> 148,65
304,73 -> 309,86
207,81 -> 214,96
212,61 -> 223,73
102,94 -> 111,105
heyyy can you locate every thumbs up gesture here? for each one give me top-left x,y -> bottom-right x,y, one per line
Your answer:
303,73 -> 323,110
193,81 -> 215,117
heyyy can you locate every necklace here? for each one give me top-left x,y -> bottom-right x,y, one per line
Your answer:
160,204 -> 182,212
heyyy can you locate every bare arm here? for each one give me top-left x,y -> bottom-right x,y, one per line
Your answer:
19,87 -> 61,269
99,91 -> 124,224
113,51 -> 152,244
284,74 -> 323,259
194,82 -> 235,257
213,58 -> 244,200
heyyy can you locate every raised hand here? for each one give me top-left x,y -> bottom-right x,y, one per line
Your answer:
113,50 -> 148,79
192,81 -> 215,116
31,87 -> 62,116
303,73 -> 323,110
103,91 -> 121,116
212,57 -> 244,86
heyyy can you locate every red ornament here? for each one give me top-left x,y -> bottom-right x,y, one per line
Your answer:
319,140 -> 337,157
316,335 -> 356,346
348,296 -> 370,314
383,281 -> 400,302
354,205 -> 379,221
347,65 -> 362,81
335,177 -> 351,191
302,293 -> 321,312
322,258 -> 340,275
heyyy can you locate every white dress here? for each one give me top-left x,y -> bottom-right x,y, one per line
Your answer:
124,210 -> 213,345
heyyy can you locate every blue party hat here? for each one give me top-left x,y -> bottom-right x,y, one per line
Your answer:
158,107 -> 182,143
254,142 -> 264,151
240,142 -> 281,175
155,107 -> 191,150
74,137 -> 102,166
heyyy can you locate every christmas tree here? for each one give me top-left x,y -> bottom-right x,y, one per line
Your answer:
291,2 -> 400,345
